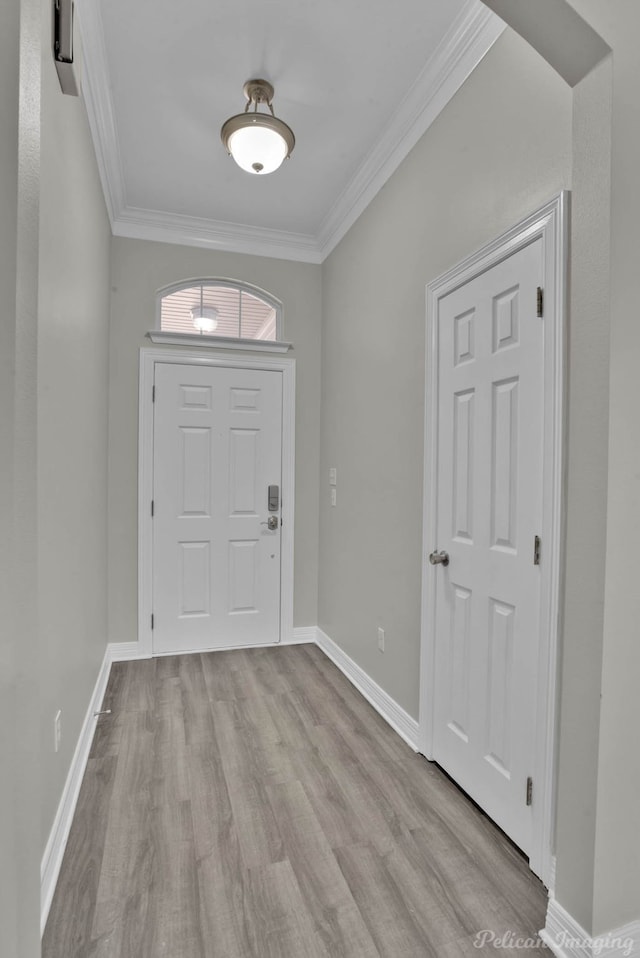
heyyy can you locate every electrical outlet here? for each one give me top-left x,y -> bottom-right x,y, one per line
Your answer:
54,710 -> 62,753
330,488 -> 337,507
377,627 -> 385,652
329,467 -> 337,486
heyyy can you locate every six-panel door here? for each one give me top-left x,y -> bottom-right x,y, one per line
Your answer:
432,238 -> 544,855
152,363 -> 283,653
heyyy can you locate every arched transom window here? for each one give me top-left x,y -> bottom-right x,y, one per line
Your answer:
154,279 -> 285,348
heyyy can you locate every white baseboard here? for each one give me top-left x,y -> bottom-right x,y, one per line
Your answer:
315,628 -> 419,751
41,628 -> 315,929
41,630 -> 640,958
541,898 -> 640,957
108,640 -> 151,661
40,625 -> 418,933
287,626 -> 317,645
107,630 -> 314,660
103,631 -> 418,756
40,643 -> 113,935
41,640 -> 154,934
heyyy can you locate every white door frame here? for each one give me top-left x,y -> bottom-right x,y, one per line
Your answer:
138,347 -> 296,658
419,192 -> 569,887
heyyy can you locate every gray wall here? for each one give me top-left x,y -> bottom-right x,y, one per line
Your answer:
477,0 -> 640,934
553,52 -> 612,932
570,0 -> 640,934
37,10 -> 111,843
37,16 -> 112,851
318,28 -> 572,717
108,239 -> 322,644
0,0 -> 41,952
6,0 -> 638,945
0,0 -> 108,944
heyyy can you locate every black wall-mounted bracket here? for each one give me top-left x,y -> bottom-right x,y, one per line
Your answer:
53,0 -> 79,96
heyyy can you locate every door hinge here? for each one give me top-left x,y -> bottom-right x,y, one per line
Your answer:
152,384 -> 156,402
151,613 -> 154,630
151,499 -> 154,517
526,776 -> 533,806
536,286 -> 544,318
533,535 -> 541,565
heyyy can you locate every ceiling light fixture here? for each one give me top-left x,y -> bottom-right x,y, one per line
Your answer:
221,79 -> 295,175
191,302 -> 219,333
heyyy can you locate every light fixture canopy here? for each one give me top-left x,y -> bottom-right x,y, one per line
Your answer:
221,79 -> 295,175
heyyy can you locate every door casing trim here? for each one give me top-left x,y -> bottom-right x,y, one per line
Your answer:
418,192 -> 569,888
138,347 -> 296,657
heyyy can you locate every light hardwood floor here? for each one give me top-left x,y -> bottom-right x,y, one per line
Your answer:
43,644 -> 548,957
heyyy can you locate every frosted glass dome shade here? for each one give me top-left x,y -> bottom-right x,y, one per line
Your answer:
221,81 -> 295,176
191,306 -> 219,332
226,123 -> 290,174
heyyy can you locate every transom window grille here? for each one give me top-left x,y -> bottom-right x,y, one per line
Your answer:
157,279 -> 281,342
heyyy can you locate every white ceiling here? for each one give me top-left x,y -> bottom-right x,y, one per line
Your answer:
79,0 -> 504,262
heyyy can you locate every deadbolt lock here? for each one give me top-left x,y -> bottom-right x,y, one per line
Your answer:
429,550 -> 450,567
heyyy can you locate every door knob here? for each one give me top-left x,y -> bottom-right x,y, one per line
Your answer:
261,516 -> 279,530
429,550 -> 449,567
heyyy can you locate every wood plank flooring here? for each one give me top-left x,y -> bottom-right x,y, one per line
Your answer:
43,645 -> 548,957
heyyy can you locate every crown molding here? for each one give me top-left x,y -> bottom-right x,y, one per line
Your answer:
316,0 -> 506,260
78,0 -> 505,263
76,0 -> 127,222
113,207 -> 323,264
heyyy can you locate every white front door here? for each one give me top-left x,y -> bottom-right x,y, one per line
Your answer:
152,362 -> 283,654
429,238 -> 544,856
